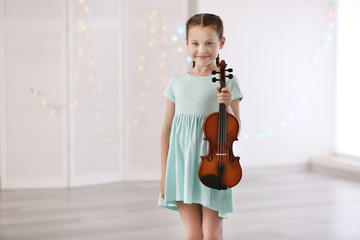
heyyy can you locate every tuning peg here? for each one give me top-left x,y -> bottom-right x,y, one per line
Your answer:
225,68 -> 233,72
212,70 -> 219,75
227,74 -> 233,79
212,77 -> 219,82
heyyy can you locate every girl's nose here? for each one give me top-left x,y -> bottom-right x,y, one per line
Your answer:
198,45 -> 206,53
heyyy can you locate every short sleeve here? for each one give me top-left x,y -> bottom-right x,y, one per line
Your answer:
163,77 -> 175,103
227,75 -> 243,101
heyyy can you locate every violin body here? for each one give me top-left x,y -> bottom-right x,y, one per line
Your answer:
198,112 -> 242,189
198,59 -> 242,190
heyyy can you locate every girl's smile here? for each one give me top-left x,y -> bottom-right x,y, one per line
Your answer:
197,55 -> 210,59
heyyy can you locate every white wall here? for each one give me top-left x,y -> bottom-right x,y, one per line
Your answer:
198,0 -> 336,167
0,0 -> 124,189
122,0 -> 189,180
68,0 -> 123,187
0,0 -> 68,188
336,0 -> 360,157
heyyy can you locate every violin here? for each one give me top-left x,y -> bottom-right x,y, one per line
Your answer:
198,60 -> 242,190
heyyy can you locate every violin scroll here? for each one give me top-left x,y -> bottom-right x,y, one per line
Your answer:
211,62 -> 234,83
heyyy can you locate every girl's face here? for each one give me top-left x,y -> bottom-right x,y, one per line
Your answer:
186,25 -> 225,69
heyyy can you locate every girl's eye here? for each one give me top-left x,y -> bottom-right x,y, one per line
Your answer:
192,42 -> 199,46
206,42 -> 214,46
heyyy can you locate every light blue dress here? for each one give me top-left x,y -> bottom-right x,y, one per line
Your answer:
158,73 -> 243,218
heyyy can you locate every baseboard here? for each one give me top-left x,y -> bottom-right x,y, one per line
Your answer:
308,154 -> 360,182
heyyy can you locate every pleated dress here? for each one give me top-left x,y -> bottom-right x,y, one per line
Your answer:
158,73 -> 243,218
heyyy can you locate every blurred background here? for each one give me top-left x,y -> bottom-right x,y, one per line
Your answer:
0,0 -> 358,190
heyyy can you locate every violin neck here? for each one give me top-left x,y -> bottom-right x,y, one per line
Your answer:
218,83 -> 227,144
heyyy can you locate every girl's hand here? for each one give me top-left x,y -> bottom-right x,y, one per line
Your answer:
217,87 -> 232,108
160,176 -> 165,199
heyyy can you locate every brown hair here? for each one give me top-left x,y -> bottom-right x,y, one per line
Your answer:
186,13 -> 223,67
186,13 -> 224,40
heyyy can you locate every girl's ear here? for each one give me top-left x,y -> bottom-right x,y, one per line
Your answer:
185,37 -> 189,46
219,36 -> 226,49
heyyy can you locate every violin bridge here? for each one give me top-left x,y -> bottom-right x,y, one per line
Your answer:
216,153 -> 227,156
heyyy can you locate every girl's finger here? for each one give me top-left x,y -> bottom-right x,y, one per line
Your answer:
217,87 -> 231,93
221,87 -> 230,93
218,93 -> 232,98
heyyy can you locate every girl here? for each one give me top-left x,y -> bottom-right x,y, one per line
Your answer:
158,13 -> 243,240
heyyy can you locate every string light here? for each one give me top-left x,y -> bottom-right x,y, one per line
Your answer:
68,2 -> 119,147
130,10 -> 187,146
177,27 -> 184,34
77,47 -> 84,57
28,88 -> 78,115
267,129 -> 275,136
77,22 -> 87,33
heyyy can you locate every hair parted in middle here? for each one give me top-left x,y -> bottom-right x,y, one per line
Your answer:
186,13 -> 224,68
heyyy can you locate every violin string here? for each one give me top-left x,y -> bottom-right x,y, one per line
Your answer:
218,92 -> 221,166
219,104 -> 223,166
221,86 -> 225,166
223,109 -> 225,166
223,107 -> 226,164
222,102 -> 225,166
222,108 -> 224,166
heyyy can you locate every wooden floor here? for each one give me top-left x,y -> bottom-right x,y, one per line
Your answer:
1,166 -> 360,240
